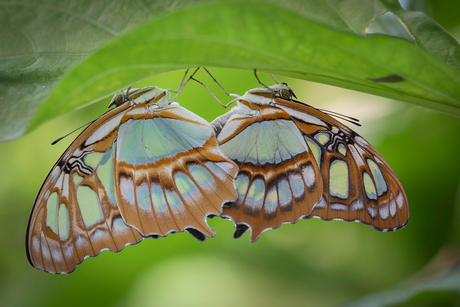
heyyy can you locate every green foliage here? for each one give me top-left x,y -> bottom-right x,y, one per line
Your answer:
1,0 -> 459,141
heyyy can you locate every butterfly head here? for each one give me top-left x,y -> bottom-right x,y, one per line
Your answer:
269,82 -> 297,100
109,86 -> 175,109
245,82 -> 297,102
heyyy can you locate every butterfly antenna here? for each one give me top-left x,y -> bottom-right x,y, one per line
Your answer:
171,68 -> 194,102
254,69 -> 276,95
126,86 -> 132,97
270,74 -> 279,84
318,108 -> 360,122
191,68 -> 239,108
51,119 -> 96,145
319,109 -> 361,127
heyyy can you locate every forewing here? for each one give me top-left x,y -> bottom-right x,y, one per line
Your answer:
276,98 -> 409,231
27,104 -> 145,274
215,106 -> 323,242
114,104 -> 238,240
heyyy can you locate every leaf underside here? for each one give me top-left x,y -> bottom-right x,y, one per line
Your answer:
1,0 -> 459,142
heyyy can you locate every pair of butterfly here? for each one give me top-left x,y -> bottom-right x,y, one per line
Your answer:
27,68 -> 409,274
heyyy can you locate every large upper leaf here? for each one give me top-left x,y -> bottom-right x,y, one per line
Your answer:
0,0 -> 198,141
1,0 -> 459,141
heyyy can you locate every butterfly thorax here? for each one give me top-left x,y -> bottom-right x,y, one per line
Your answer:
109,86 -> 174,109
236,82 -> 296,111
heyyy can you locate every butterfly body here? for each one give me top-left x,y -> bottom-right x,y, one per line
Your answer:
27,86 -> 238,273
212,82 -> 409,242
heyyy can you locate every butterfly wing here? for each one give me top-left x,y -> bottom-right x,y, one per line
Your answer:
114,102 -> 238,240
214,98 -> 408,242
27,103 -> 145,274
276,98 -> 409,231
214,105 -> 323,241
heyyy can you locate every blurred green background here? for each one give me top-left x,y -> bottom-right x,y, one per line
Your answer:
1,0 -> 460,306
1,68 -> 460,306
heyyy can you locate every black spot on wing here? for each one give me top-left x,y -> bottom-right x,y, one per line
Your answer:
233,224 -> 249,239
186,228 -> 206,242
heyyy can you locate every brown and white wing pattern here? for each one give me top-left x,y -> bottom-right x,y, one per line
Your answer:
214,105 -> 323,242
114,103 -> 238,240
27,86 -> 239,274
276,98 -> 409,231
27,103 -> 144,274
213,83 -> 409,242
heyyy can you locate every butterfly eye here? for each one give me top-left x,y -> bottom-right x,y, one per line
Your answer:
108,91 -> 127,108
280,88 -> 291,100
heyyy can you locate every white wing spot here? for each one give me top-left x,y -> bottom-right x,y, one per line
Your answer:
41,238 -> 51,261
390,199 -> 396,217
50,246 -> 63,263
331,203 -> 347,211
302,164 -> 316,188
32,237 -> 40,254
351,200 -> 364,211
367,206 -> 377,218
119,176 -> 135,206
355,136 -> 369,148
379,204 -> 389,219
396,193 -> 404,209
76,235 -> 88,250
64,244 -> 74,260
312,196 -> 327,210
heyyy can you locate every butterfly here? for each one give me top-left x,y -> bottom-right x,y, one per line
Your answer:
27,76 -> 238,273
210,73 -> 409,242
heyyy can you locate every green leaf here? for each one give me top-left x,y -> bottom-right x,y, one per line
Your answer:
2,0 -> 460,141
376,0 -> 460,70
0,0 -> 198,141
29,1 -> 460,133
394,10 -> 460,71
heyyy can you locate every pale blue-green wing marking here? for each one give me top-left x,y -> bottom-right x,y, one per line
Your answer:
117,120 -> 145,164
96,147 -> 117,205
222,117 -> 324,242
118,116 -> 212,165
115,110 -> 237,240
157,117 -> 211,148
220,123 -> 259,163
